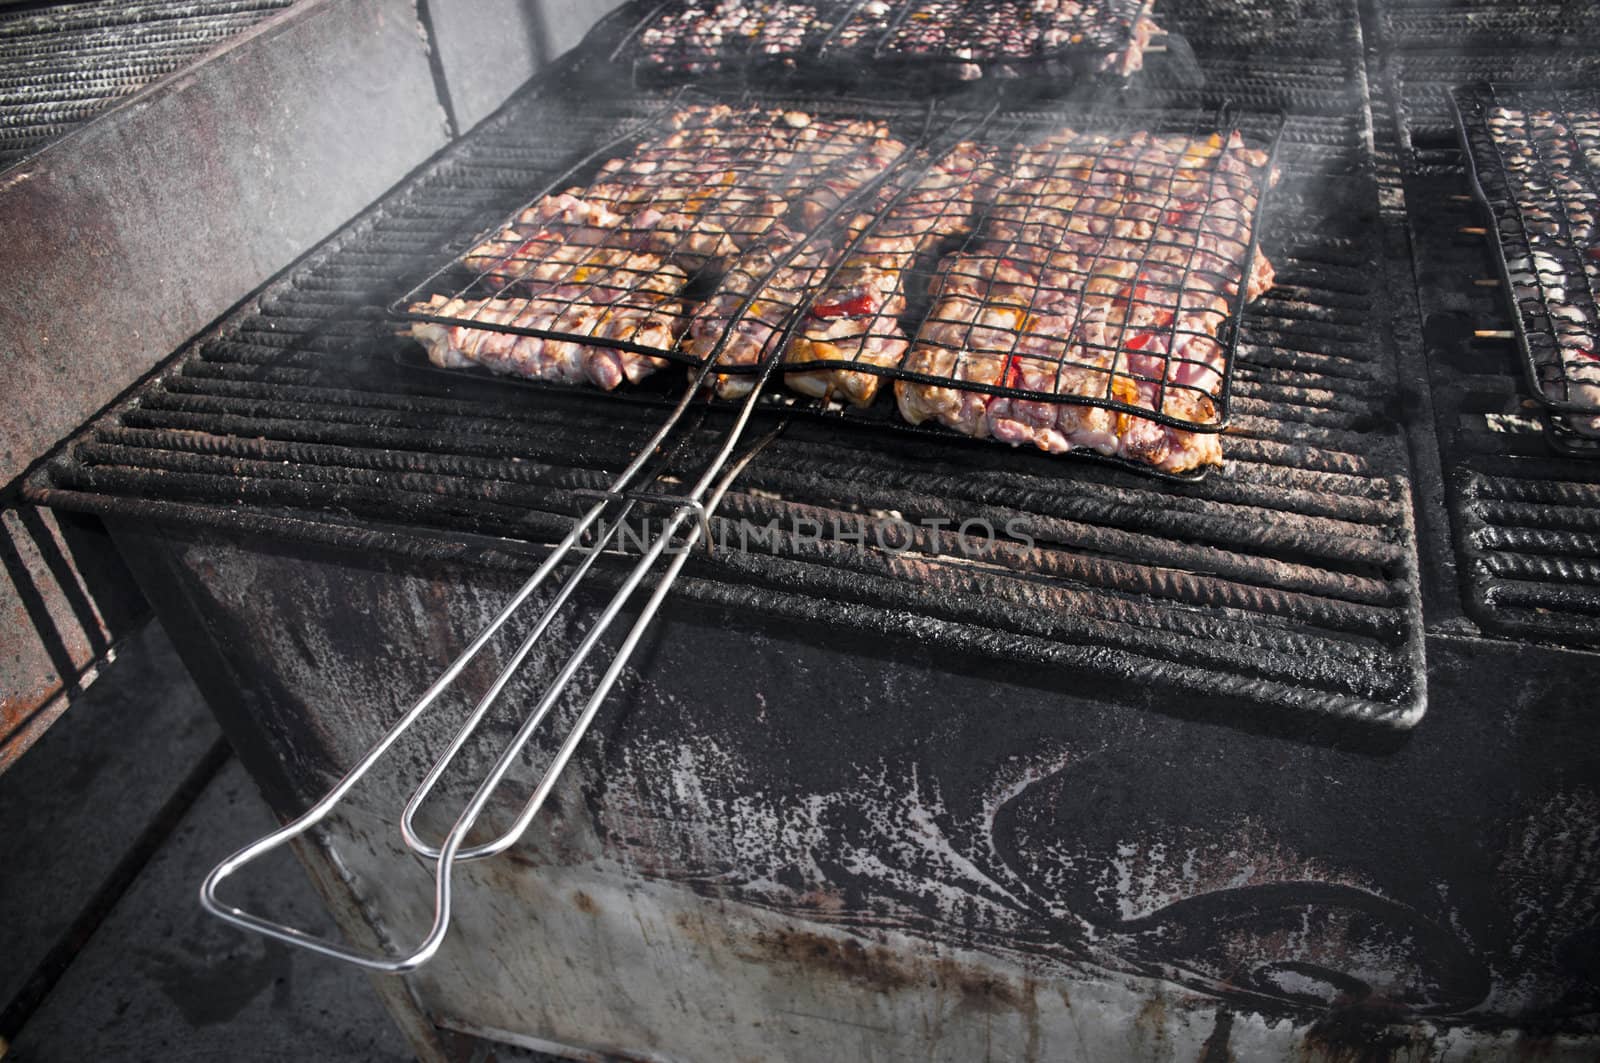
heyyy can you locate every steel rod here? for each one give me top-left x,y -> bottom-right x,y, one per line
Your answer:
198,100 -> 933,970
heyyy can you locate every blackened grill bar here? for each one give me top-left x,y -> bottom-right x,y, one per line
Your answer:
26,56 -> 1423,723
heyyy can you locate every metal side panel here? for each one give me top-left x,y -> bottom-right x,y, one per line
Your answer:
103,519 -> 1600,1058
423,0 -> 628,132
0,0 -> 451,490
0,0 -> 453,761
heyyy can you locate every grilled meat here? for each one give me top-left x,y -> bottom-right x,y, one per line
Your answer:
635,0 -> 1161,80
1486,104 -> 1600,435
408,290 -> 682,390
462,210 -> 686,299
786,251 -> 911,405
784,141 -> 1002,404
634,1 -> 821,74
690,141 -> 999,406
896,128 -> 1276,473
416,105 -> 904,390
412,104 -> 1277,474
591,107 -> 904,260
464,106 -> 905,275
682,232 -> 840,400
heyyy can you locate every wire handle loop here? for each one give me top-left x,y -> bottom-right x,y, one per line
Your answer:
200,430 -> 775,971
199,98 -> 936,972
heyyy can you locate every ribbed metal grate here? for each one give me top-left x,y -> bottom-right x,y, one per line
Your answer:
0,0 -> 295,169
1372,0 -> 1600,647
27,9 -> 1429,726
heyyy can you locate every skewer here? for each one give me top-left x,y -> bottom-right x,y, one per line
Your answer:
1459,226 -> 1489,236
1475,329 -> 1516,340
1473,278 -> 1501,287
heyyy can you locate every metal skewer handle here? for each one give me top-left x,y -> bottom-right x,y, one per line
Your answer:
199,419 -> 777,972
197,115 -> 940,972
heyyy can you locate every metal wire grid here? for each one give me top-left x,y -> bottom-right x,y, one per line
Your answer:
395,98 -> 1280,439
1545,411 -> 1600,457
1454,83 -> 1600,420
759,109 -> 1283,433
395,97 -> 923,382
859,0 -> 1153,62
612,0 -> 1156,80
686,135 -> 1001,406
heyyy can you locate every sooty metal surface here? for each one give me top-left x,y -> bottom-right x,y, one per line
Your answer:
0,0 -> 295,170
26,7 -> 1424,726
1371,0 -> 1600,163
1370,0 -> 1600,647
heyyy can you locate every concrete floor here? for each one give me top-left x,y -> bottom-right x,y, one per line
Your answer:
7,756 -> 415,1062
0,622 -> 536,1062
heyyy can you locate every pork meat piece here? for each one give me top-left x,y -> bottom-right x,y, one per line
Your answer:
1485,103 -> 1600,435
894,125 -> 1276,472
681,233 -> 841,401
409,291 -> 682,390
785,250 -> 910,406
897,258 -> 1223,473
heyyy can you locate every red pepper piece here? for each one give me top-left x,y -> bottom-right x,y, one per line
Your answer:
1003,357 -> 1025,389
810,292 -> 875,319
1125,331 -> 1157,352
1163,198 -> 1201,228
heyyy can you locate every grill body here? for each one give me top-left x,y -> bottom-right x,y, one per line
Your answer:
108,519 -> 1600,1058
0,0 -> 295,169
17,0 -> 1600,1057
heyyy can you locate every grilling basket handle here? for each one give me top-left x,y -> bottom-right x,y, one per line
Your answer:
195,109 -> 956,970
198,404 -> 781,972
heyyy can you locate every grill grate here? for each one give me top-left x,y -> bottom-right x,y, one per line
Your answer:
1378,0 -> 1595,50
0,0 -> 294,169
26,2 -> 1427,725
1371,0 -> 1600,647
609,0 -> 1158,83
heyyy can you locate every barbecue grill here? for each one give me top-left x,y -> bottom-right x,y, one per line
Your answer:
0,0 -> 295,168
13,0 -> 1600,1058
